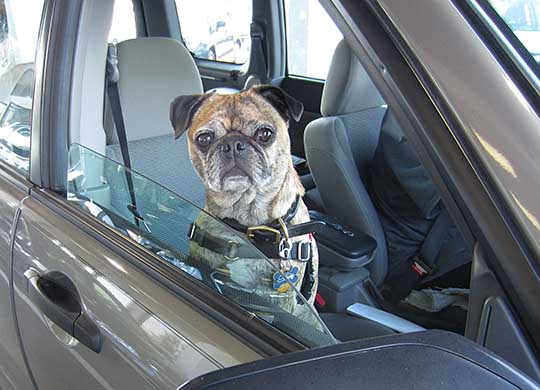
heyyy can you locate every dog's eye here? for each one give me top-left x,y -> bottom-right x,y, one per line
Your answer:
196,132 -> 214,148
255,127 -> 274,143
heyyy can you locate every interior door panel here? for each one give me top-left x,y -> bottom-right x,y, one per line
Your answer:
11,193 -> 258,389
467,244 -> 540,382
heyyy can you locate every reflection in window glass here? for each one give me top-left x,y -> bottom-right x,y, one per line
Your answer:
175,0 -> 252,64
108,0 -> 136,43
490,0 -> 540,61
285,0 -> 343,79
67,143 -> 336,347
0,0 -> 44,174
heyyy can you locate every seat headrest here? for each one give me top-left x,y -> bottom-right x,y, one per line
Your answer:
116,38 -> 203,142
321,40 -> 385,117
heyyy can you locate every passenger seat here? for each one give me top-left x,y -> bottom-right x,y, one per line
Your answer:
105,37 -> 206,208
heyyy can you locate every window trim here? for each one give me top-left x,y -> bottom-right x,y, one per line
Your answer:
463,0 -> 540,116
30,0 -> 82,193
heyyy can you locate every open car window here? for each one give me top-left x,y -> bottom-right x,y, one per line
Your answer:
67,143 -> 335,347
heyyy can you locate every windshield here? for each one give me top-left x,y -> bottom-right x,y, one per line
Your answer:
67,143 -> 336,347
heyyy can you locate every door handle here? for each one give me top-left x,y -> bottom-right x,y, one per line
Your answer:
24,269 -> 103,353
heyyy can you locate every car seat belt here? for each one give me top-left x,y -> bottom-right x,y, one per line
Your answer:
391,207 -> 451,300
248,22 -> 267,84
413,207 -> 451,276
106,43 -> 145,229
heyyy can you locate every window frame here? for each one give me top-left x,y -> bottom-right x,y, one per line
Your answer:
282,0 -> 343,81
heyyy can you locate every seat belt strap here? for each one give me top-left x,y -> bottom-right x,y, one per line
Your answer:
106,43 -> 144,228
412,207 -> 451,276
249,22 -> 267,82
389,206 -> 451,301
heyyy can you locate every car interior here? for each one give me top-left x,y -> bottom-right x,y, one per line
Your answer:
64,0 -> 474,346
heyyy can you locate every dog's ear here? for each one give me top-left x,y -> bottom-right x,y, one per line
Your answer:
169,94 -> 209,139
253,85 -> 304,123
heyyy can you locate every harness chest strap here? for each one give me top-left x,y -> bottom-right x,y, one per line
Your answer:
188,195 -> 320,301
187,222 -> 315,262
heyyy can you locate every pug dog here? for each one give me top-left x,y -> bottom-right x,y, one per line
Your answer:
170,85 -> 320,326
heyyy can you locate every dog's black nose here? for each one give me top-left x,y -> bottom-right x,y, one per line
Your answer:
221,140 -> 246,158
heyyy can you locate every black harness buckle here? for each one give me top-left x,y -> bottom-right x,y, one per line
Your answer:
246,225 -> 282,244
298,240 -> 311,262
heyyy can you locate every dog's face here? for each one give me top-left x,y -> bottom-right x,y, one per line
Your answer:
170,86 -> 303,193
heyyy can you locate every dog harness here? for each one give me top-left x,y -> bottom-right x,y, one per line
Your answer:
188,195 -> 323,301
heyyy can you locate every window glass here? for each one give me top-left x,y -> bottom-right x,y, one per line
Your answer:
108,0 -> 137,43
67,143 -> 335,347
175,0 -> 252,64
284,0 -> 343,79
0,0 -> 44,174
489,0 -> 540,62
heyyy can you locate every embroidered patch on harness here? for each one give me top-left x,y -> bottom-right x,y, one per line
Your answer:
273,266 -> 299,293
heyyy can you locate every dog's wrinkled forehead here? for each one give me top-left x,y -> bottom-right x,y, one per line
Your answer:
191,93 -> 278,136
170,85 -> 304,139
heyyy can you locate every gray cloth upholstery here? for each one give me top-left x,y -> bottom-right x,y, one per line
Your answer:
306,39 -> 389,285
307,39 -> 470,289
321,40 -> 385,117
115,38 -> 203,142
106,37 -> 206,209
305,108 -> 388,285
106,134 -> 206,208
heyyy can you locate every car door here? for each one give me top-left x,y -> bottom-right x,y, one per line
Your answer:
8,0 -> 336,387
12,140 -> 337,389
11,182 -> 261,389
0,0 -> 43,388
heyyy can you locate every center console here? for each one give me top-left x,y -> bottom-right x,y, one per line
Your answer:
309,210 -> 380,312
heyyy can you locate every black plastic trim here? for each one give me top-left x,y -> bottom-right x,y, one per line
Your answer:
32,0 -> 81,193
182,330 -> 540,390
29,187 -> 305,357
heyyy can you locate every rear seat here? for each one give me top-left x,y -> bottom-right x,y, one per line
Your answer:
105,37 -> 206,208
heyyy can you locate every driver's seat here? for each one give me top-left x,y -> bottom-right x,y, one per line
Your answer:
304,39 -> 388,285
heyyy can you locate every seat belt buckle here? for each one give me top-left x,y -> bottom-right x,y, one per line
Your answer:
411,256 -> 435,276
